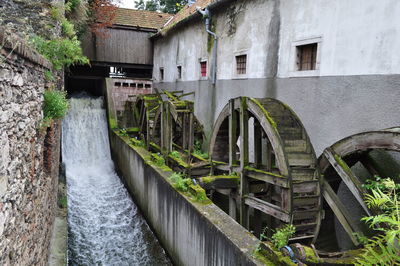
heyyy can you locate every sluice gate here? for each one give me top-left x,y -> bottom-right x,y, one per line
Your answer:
109,86 -> 400,264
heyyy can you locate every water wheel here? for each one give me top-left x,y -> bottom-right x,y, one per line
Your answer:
318,127 -> 400,250
151,96 -> 206,174
209,97 -> 322,243
121,94 -> 162,147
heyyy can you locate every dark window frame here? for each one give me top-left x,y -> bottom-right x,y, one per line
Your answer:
177,65 -> 182,80
235,54 -> 247,75
200,61 -> 207,77
296,43 -> 318,71
160,67 -> 164,81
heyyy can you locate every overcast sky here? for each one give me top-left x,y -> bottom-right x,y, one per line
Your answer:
116,0 -> 137,9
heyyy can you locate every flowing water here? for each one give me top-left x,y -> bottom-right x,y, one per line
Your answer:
62,96 -> 171,265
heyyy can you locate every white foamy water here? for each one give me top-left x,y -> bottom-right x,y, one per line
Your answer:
62,96 -> 171,265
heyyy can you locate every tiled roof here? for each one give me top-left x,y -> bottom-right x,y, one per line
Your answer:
160,0 -> 214,34
113,8 -> 173,30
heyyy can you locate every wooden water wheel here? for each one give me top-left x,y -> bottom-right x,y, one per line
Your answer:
318,127 -> 400,248
209,97 -> 322,243
121,94 -> 162,147
151,92 -> 207,174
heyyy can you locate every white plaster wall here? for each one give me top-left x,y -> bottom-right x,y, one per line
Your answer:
278,0 -> 400,77
153,0 -> 273,82
153,22 -> 208,82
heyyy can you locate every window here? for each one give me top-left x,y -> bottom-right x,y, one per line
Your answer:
296,43 -> 318,71
145,84 -> 151,89
177,65 -> 182,79
200,61 -> 207,77
236,55 -> 247,75
122,83 -> 129,87
160,67 -> 164,81
114,82 -> 121,87
129,83 -> 136,88
137,83 -> 144,88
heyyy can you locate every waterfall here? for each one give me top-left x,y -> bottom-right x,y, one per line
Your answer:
62,96 -> 171,265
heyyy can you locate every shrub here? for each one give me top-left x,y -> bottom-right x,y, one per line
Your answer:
43,90 -> 69,120
259,224 -> 296,250
31,35 -> 89,70
355,178 -> 400,266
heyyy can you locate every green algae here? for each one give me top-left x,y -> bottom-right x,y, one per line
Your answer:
249,98 -> 277,129
244,166 -> 285,178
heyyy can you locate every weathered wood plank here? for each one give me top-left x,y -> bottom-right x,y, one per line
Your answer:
324,148 -> 371,216
244,196 -> 290,223
245,169 -> 289,188
322,180 -> 361,246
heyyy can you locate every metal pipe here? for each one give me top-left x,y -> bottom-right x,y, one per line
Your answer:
197,7 -> 218,84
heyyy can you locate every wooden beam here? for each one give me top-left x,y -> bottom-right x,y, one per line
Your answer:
246,169 -> 289,188
323,148 -> 371,216
245,196 -> 290,223
254,120 -> 262,168
322,180 -> 361,246
229,99 -> 238,168
198,175 -> 239,190
239,98 -> 249,228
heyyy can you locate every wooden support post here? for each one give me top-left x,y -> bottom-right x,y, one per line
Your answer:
254,120 -> 262,168
322,180 -> 361,246
161,102 -> 172,158
239,98 -> 249,229
187,113 -> 194,174
229,193 -> 237,220
229,99 -> 238,170
324,148 -> 371,216
266,141 -> 273,171
253,209 -> 263,238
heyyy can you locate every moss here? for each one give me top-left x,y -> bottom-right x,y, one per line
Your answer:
147,153 -> 172,172
169,154 -> 189,168
201,175 -> 240,184
130,138 -> 145,147
126,127 -> 139,133
244,166 -> 284,178
252,249 -> 278,266
109,117 -> 118,129
334,154 -> 353,174
143,95 -> 159,101
249,98 -> 277,129
303,246 -> 321,263
188,184 -> 212,204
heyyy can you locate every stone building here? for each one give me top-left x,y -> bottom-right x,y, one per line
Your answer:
151,0 -> 400,155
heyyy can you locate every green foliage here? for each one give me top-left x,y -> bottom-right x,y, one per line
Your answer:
355,178 -> 400,266
61,18 -> 76,38
259,224 -> 296,250
170,150 -> 182,160
134,0 -> 186,14
31,35 -> 89,70
170,172 -> 191,192
44,70 -> 55,81
65,0 -> 82,12
193,139 -> 208,159
152,153 -> 166,167
119,128 -> 128,136
270,224 -> 296,249
363,176 -> 400,192
43,90 -> 69,120
131,137 -> 145,147
58,195 -> 67,209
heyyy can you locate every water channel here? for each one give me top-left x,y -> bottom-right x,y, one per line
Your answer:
62,96 -> 171,265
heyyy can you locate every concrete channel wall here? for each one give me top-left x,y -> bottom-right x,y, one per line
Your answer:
109,133 -> 266,266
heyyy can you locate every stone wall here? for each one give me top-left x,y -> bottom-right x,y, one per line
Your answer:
0,29 -> 60,265
0,0 -> 60,39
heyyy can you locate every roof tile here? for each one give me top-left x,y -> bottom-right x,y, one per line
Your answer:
113,8 -> 173,29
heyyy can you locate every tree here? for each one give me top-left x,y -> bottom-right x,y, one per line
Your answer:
135,0 -> 186,14
89,0 -> 118,38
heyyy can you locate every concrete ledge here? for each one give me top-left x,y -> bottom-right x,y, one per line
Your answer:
110,132 -> 265,266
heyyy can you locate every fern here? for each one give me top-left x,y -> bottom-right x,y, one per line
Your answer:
355,178 -> 400,266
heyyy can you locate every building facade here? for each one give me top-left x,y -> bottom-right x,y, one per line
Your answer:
152,0 -> 400,155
